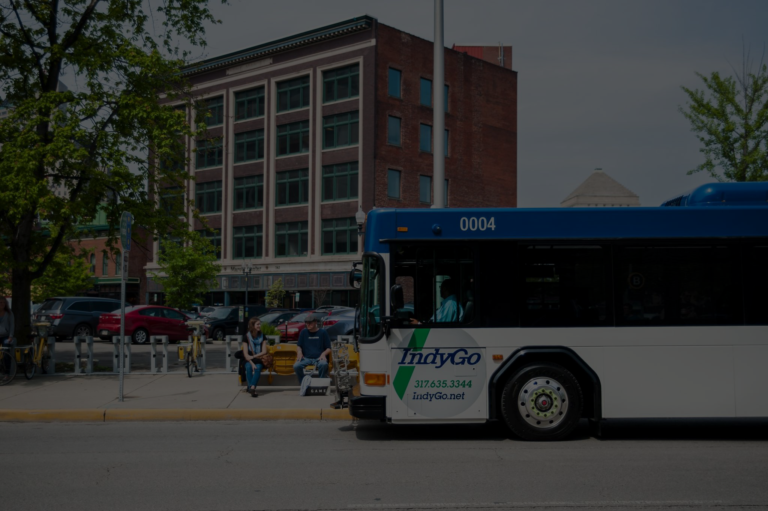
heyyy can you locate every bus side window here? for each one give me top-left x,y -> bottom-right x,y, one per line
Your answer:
477,240 -> 519,327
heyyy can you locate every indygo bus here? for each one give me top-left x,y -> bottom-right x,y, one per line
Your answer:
348,182 -> 768,440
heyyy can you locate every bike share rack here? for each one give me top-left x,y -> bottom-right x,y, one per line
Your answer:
149,336 -> 169,374
225,335 -> 242,372
111,336 -> 131,374
72,335 -> 95,374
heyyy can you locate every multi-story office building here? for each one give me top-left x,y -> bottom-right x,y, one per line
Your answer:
148,15 -> 517,308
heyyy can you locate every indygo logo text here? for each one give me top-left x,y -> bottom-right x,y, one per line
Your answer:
397,348 -> 481,369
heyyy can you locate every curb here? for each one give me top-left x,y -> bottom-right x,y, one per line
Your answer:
0,408 -> 354,422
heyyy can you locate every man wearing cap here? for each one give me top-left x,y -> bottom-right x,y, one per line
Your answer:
293,313 -> 332,385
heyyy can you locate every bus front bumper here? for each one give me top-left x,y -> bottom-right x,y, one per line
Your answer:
349,386 -> 386,420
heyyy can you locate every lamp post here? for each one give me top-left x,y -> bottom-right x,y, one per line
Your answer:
241,262 -> 252,318
355,206 -> 366,238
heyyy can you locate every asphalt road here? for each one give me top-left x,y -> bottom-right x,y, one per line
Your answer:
3,418 -> 768,511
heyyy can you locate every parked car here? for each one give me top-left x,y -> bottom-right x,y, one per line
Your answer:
203,306 -> 244,341
276,310 -> 338,342
322,308 -> 358,341
97,305 -> 198,344
258,310 -> 299,328
33,297 -> 122,340
181,310 -> 202,320
315,305 -> 354,311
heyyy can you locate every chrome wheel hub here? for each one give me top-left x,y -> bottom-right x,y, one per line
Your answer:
518,377 -> 569,430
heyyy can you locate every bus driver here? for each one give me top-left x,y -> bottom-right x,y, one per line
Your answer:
410,278 -> 464,325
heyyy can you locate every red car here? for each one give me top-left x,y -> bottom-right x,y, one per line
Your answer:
97,305 -> 197,344
276,310 -> 327,343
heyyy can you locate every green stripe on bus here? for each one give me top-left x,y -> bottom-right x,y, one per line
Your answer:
394,328 -> 430,399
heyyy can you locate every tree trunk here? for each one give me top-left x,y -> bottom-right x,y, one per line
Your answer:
11,268 -> 32,342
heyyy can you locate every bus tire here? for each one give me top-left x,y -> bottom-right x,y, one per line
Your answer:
501,363 -> 583,441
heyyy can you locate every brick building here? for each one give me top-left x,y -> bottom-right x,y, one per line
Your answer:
148,15 -> 517,308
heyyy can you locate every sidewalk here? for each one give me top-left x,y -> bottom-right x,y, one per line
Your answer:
0,373 -> 355,422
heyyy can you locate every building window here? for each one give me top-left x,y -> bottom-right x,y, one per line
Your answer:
233,225 -> 263,259
195,138 -> 223,169
322,218 -> 358,255
419,175 -> 432,204
445,130 -> 449,157
102,253 -> 109,276
276,120 -> 309,156
275,221 -> 308,257
198,228 -> 222,260
235,87 -> 265,120
196,180 -> 222,214
387,169 -> 401,199
420,124 -> 432,153
387,116 -> 401,146
388,68 -> 401,98
444,84 -> 449,112
322,162 -> 358,202
234,175 -> 264,210
89,254 -> 95,274
444,179 -> 449,206
277,76 -> 310,112
160,186 -> 184,215
276,169 -> 309,206
114,252 -> 121,276
323,64 -> 359,103
420,78 -> 432,107
323,111 -> 359,149
198,96 -> 223,126
234,129 -> 264,162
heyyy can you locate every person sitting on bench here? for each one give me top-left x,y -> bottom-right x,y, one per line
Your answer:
293,313 -> 331,385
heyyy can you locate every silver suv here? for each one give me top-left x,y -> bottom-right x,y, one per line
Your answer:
34,297 -> 121,340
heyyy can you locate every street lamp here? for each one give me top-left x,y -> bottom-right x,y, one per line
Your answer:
241,262 -> 252,318
355,206 -> 366,238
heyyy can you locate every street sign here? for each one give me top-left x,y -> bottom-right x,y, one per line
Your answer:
120,212 -> 132,252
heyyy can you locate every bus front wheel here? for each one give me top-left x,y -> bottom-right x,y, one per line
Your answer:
501,363 -> 583,441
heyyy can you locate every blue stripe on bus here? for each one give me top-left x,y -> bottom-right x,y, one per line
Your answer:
363,206 -> 768,254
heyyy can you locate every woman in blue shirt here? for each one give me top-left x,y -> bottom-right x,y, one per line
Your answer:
242,317 -> 267,397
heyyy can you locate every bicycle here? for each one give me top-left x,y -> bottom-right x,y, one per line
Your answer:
24,322 -> 52,380
184,320 -> 206,378
0,344 -> 16,385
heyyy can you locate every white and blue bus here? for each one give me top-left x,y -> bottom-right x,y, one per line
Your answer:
349,182 -> 768,440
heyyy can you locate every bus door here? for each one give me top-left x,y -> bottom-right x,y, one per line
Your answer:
388,244 -> 487,421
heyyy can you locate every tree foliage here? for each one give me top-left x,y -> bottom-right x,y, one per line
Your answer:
30,245 -> 94,301
266,278 -> 285,308
679,57 -> 768,182
150,230 -> 218,310
0,0 -> 225,335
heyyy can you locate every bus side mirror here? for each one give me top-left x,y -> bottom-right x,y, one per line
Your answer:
391,284 -> 404,311
349,268 -> 362,289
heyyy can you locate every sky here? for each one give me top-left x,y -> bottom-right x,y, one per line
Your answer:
191,0 -> 768,207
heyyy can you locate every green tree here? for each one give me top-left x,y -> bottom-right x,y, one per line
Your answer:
0,0 -> 225,337
266,278 -> 286,308
679,59 -> 768,181
150,231 -> 218,311
31,247 -> 94,302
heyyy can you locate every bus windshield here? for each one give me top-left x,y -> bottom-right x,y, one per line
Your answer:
360,254 -> 383,340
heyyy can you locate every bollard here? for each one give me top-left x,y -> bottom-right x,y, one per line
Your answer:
162,337 -> 169,373
47,336 -> 56,374
149,336 -> 169,374
85,336 -> 94,373
111,336 -> 131,374
225,335 -> 243,372
73,335 -> 94,374
73,336 -> 83,374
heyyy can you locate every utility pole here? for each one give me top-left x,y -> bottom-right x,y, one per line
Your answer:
432,0 -> 446,209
